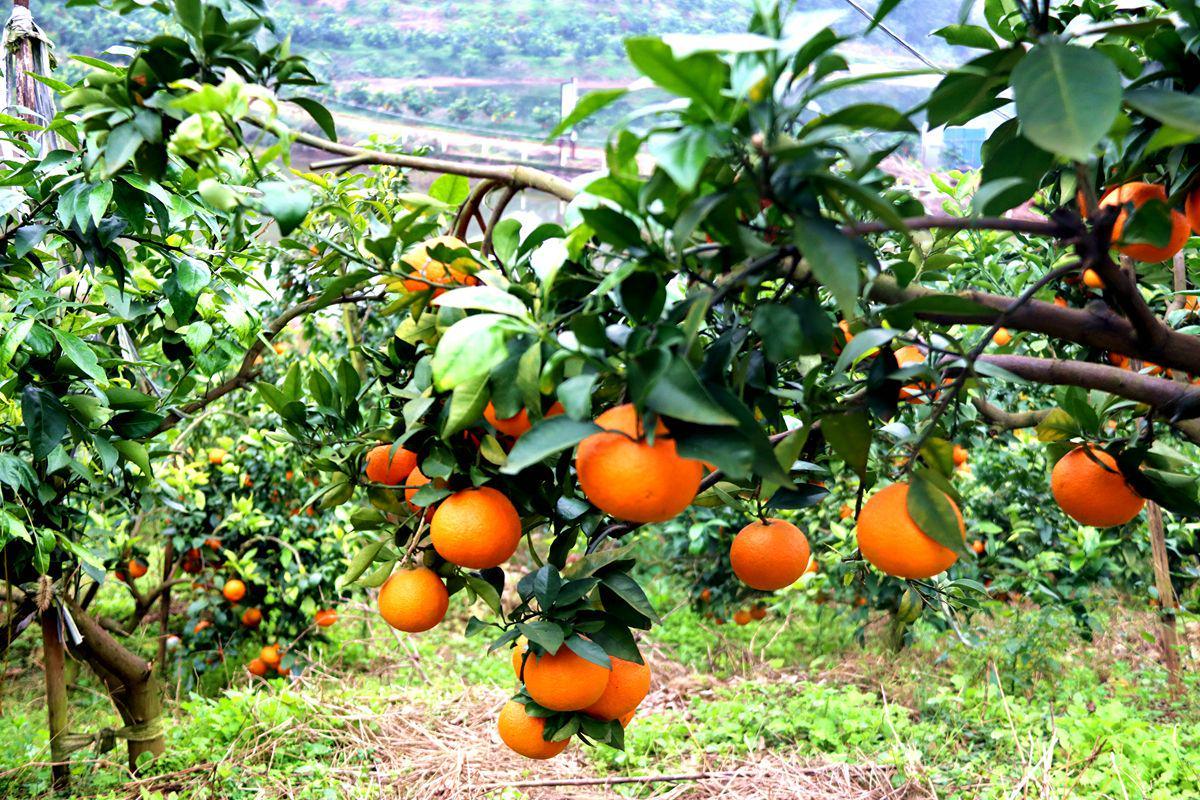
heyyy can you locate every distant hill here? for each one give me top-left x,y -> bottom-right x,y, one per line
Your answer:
39,0 -> 966,139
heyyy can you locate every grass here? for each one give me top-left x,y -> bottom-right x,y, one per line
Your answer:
1,578 -> 1198,799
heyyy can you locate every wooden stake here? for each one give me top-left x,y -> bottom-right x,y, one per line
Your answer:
1146,502 -> 1183,698
40,607 -> 70,792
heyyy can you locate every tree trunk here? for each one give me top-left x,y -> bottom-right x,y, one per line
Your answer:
155,542 -> 174,673
40,607 -> 70,792
1146,502 -> 1183,698
65,598 -> 165,771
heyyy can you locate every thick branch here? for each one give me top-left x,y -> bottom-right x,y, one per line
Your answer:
971,396 -> 1051,431
252,117 -> 578,202
846,215 -> 1071,238
868,275 -> 1200,377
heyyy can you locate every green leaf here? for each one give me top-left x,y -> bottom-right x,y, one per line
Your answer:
907,472 -> 968,558
794,217 -> 860,318
113,439 -> 151,477
501,416 -> 601,475
556,374 -> 597,420
433,286 -> 529,318
52,330 -> 106,383
103,123 -> 143,178
645,357 -> 737,426
816,103 -> 916,133
259,181 -> 312,236
933,24 -> 997,50
0,318 -> 34,373
517,620 -> 565,655
546,88 -> 628,141
341,539 -> 387,587
647,128 -> 718,192
532,565 -> 562,610
822,411 -> 871,478
442,373 -> 489,438
289,97 -> 338,141
564,634 -> 612,669
625,37 -> 726,111
431,314 -> 522,391
428,174 -> 470,205
22,386 -> 68,459
1010,40 -> 1122,162
600,573 -> 660,625
1125,88 -> 1200,136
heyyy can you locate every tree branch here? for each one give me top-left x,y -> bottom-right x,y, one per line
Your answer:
971,395 -> 1051,431
252,117 -> 578,201
845,214 -> 1072,238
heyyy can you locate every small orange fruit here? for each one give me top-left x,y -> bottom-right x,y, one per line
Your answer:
128,558 -> 148,579
208,448 -> 226,465
730,518 -> 811,590
1053,295 -> 1068,308
430,487 -> 522,569
378,567 -> 449,632
699,588 -> 712,603
403,465 -> 438,518
241,607 -> 263,627
733,608 -> 753,625
856,482 -> 963,579
260,644 -> 281,666
895,345 -> 934,403
365,444 -> 418,486
497,700 -> 569,760
1100,182 -> 1191,262
1082,268 -> 1105,289
952,444 -> 968,468
750,604 -> 767,620
315,609 -> 338,628
582,656 -> 651,721
838,503 -> 854,520
1187,186 -> 1200,234
522,646 -> 611,712
204,537 -> 222,551
805,558 -> 819,574
575,404 -> 704,523
1050,446 -> 1144,527
971,540 -> 985,555
484,401 -> 565,438
222,579 -> 247,603
247,658 -> 268,676
400,235 -> 479,296
193,620 -> 211,634
992,328 -> 1012,347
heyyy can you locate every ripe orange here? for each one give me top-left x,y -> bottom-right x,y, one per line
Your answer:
222,579 -> 247,603
952,444 -> 968,468
378,567 -> 449,632
404,466 -> 438,518
241,607 -> 262,627
247,658 -> 268,676
1187,186 -> 1200,233
895,345 -> 933,403
619,710 -> 636,727
497,700 -> 568,760
1100,182 -> 1191,262
204,537 -> 222,551
208,448 -> 226,465
522,646 -> 611,711
575,404 -> 704,523
1050,446 -> 1144,527
699,588 -> 712,603
260,644 -> 281,666
511,644 -> 527,679
484,401 -> 565,438
400,235 -> 479,295
583,656 -> 651,721
315,609 -> 338,627
1053,295 -> 1068,308
128,558 -> 148,579
750,604 -> 767,620
193,620 -> 211,634
365,444 -> 418,486
856,482 -> 962,579
992,327 -> 1012,347
805,558 -> 819,574
1082,268 -> 1105,289
838,504 -> 854,520
730,518 -> 811,590
733,608 -> 753,625
430,487 -> 522,569
971,540 -> 985,555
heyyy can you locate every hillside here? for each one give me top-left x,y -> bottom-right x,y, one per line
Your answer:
41,0 -> 964,140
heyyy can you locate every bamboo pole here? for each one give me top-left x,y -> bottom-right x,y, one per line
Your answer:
1146,502 -> 1183,698
40,607 -> 70,792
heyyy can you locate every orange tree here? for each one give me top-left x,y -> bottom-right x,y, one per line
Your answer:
3,0 -> 1200,780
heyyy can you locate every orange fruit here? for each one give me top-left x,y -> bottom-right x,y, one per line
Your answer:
497,700 -> 569,760
992,327 -> 1012,347
128,558 -> 148,579
619,710 -> 636,727
895,345 -> 934,403
1100,182 -> 1191,262
833,319 -> 854,354
222,579 -> 247,603
400,235 -> 479,296
952,444 -> 968,467
1187,186 -> 1200,233
241,607 -> 262,627
575,404 -> 703,523
315,609 -> 338,627
260,644 -> 281,666
365,444 -> 418,486
484,401 -> 565,438
730,518 -> 811,590
838,504 -> 854,520
582,656 -> 651,721
208,448 -> 226,465
804,558 -> 819,574
430,487 -> 522,569
699,588 -> 712,603
404,466 -> 438,518
750,604 -> 767,620
204,537 -> 222,551
1050,446 -> 1144,527
856,482 -> 962,579
378,567 -> 449,632
1053,295 -> 1068,308
1082,268 -> 1105,289
511,644 -> 527,679
522,646 -> 611,711
733,609 -> 753,625
193,620 -> 211,634
247,658 -> 268,676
